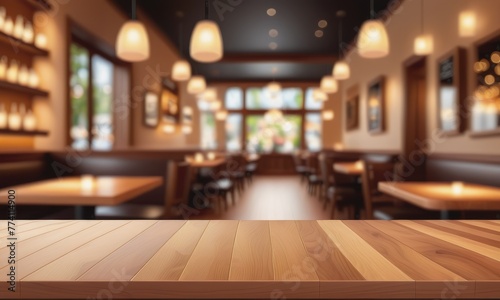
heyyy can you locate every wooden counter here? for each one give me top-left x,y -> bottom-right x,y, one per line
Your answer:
1,220 -> 499,299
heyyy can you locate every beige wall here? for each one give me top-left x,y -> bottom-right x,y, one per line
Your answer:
341,0 -> 500,155
33,0 -> 195,151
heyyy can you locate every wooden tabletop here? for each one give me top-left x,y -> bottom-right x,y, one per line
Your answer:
186,157 -> 227,168
379,181 -> 500,210
0,176 -> 163,206
333,161 -> 363,175
1,220 -> 499,299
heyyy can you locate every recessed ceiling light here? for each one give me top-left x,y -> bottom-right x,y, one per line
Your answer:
318,20 -> 328,28
269,29 -> 278,38
315,30 -> 324,38
267,8 -> 276,16
269,42 -> 278,50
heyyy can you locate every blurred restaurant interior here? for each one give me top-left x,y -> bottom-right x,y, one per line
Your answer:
0,0 -> 499,222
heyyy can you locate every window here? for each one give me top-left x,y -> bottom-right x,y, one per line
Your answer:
69,42 -> 117,151
225,86 -> 322,153
200,112 -> 217,150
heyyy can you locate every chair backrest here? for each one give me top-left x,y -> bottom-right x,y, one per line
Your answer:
164,161 -> 192,217
331,158 -> 357,186
361,160 -> 396,219
318,153 -> 334,185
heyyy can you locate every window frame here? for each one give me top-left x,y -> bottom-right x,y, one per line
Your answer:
224,87 -> 322,152
66,18 -> 131,150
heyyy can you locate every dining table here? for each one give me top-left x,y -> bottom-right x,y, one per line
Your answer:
333,161 -> 363,176
379,181 -> 500,219
1,219 -> 499,299
0,176 -> 163,219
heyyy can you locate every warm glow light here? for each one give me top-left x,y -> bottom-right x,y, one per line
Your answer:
334,143 -> 344,151
23,110 -> 36,131
198,87 -> 217,101
13,15 -> 24,40
8,103 -> 21,131
18,65 -> 29,86
116,20 -> 150,62
187,76 -> 206,94
171,60 -> 191,81
207,152 -> 216,160
414,34 -> 434,55
190,20 -> 223,63
452,181 -> 464,195
35,33 -> 47,49
332,60 -> 350,80
312,88 -> 328,102
320,76 -> 338,94
210,100 -> 222,111
81,175 -> 95,192
2,17 -> 13,35
182,125 -> 192,134
322,110 -> 335,121
485,75 -> 495,86
28,69 -> 39,88
215,110 -> 228,121
459,11 -> 476,37
163,124 -> 175,133
315,30 -> 324,38
267,81 -> 282,93
357,20 -> 389,58
0,104 -> 7,129
491,52 -> 500,64
183,106 -> 193,119
267,8 -> 277,17
6,60 -> 18,83
355,160 -> 364,169
194,152 -> 204,162
318,20 -> 328,28
22,21 -> 34,44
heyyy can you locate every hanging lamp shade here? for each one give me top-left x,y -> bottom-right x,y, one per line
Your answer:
116,20 -> 150,62
172,60 -> 191,81
198,87 -> 217,102
322,110 -> 335,121
267,81 -> 282,93
413,34 -> 433,55
332,60 -> 350,80
459,11 -> 476,37
190,20 -> 223,63
357,20 -> 389,58
320,76 -> 338,94
312,88 -> 328,102
187,76 -> 206,94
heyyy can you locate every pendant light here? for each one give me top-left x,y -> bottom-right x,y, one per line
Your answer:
190,0 -> 223,63
172,22 -> 192,81
267,81 -> 282,94
312,88 -> 328,102
321,76 -> 338,94
187,75 -> 206,94
357,0 -> 389,59
333,11 -> 350,80
116,0 -> 150,62
459,11 -> 476,37
414,0 -> 433,55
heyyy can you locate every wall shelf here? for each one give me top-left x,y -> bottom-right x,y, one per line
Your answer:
0,32 -> 49,57
0,80 -> 49,97
0,129 -> 48,136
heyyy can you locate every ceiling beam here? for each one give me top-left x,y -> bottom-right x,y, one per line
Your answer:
219,53 -> 337,64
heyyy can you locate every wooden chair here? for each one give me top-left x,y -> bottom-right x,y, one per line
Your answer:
361,160 -> 439,220
292,152 -> 311,183
307,154 -> 323,197
326,157 -> 362,219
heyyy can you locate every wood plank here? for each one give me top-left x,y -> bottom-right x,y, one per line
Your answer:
132,220 -> 209,281
421,221 -> 500,245
460,220 -> 500,232
78,221 -> 186,281
0,219 -> 39,230
20,221 -> 140,281
476,281 -> 500,299
368,221 -> 500,280
268,221 -> 319,299
451,221 -> 500,238
180,220 -> 238,280
0,220 -> 71,239
0,221 -> 94,270
396,220 -> 500,262
229,220 -> 273,281
295,221 -> 364,280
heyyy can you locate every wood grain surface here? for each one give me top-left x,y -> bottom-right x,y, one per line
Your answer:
333,162 -> 363,175
379,181 -> 500,210
1,220 -> 499,299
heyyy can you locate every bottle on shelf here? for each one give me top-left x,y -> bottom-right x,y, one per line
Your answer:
28,69 -> 39,88
6,59 -> 18,83
3,16 -> 13,35
23,109 -> 36,131
35,33 -> 47,49
18,65 -> 29,86
8,103 -> 21,130
13,15 -> 24,40
0,103 -> 7,129
23,21 -> 34,44
0,55 -> 7,80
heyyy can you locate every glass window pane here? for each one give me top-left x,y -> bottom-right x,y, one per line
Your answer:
246,87 -> 265,109
70,43 -> 90,150
282,88 -> 303,109
246,87 -> 302,110
226,113 -> 242,151
305,88 -> 323,110
225,87 -> 243,110
201,112 -> 217,150
305,113 -> 322,151
91,55 -> 114,151
246,114 -> 302,153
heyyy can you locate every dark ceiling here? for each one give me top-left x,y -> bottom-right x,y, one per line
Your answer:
112,0 -> 392,82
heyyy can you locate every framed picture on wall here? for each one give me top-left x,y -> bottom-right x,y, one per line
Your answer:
161,77 -> 180,123
367,76 -> 386,134
346,85 -> 359,131
143,91 -> 159,128
437,47 -> 466,136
